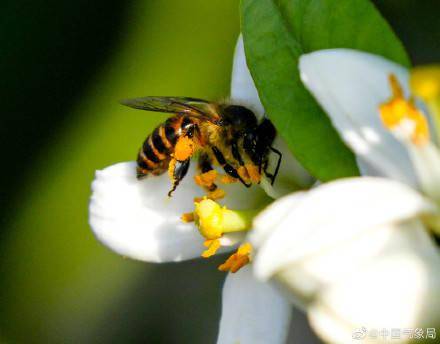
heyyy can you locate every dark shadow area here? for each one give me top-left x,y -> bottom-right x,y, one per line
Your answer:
373,0 -> 440,64
0,0 -> 131,229
95,257 -> 226,344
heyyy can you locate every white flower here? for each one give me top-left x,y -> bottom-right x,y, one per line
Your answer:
299,48 -> 440,233
251,49 -> 440,343
89,35 -> 312,344
252,178 -> 440,343
299,49 -> 440,206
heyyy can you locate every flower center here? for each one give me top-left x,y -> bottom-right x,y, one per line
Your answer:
379,74 -> 430,145
188,198 -> 259,272
194,198 -> 255,238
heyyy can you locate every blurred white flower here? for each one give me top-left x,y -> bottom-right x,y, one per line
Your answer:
299,49 -> 440,212
252,178 -> 440,343
89,35 -> 314,344
250,49 -> 440,343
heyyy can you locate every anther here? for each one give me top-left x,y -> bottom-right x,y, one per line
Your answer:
201,239 -> 221,258
379,74 -> 430,145
218,243 -> 252,273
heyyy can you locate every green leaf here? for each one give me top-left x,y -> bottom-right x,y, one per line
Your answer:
241,0 -> 410,181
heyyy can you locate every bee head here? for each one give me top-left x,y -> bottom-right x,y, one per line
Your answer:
243,118 -> 276,165
220,105 -> 258,131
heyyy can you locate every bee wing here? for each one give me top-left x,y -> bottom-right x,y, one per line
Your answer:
120,96 -> 221,122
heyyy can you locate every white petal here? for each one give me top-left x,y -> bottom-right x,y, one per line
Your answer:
299,49 -> 418,187
254,177 -> 437,281
231,35 -> 314,197
250,191 -> 306,248
220,181 -> 269,210
308,227 -> 440,343
217,266 -> 291,344
408,142 -> 440,202
89,162 -> 205,262
230,34 -> 264,118
89,162 -> 266,262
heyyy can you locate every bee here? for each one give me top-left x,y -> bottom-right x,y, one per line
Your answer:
121,96 -> 282,196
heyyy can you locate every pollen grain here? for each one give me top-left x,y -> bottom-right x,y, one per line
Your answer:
218,243 -> 252,273
174,136 -> 195,161
180,212 -> 195,223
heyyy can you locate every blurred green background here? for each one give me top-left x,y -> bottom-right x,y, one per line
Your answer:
0,0 -> 439,343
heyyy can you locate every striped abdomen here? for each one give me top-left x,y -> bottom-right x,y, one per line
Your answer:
136,116 -> 192,178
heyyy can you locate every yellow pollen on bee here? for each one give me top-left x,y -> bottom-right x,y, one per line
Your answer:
207,188 -> 225,200
379,74 -> 430,145
237,166 -> 251,183
245,164 -> 261,183
218,243 -> 252,273
194,170 -> 217,187
193,189 -> 225,203
180,212 -> 194,223
168,158 -> 177,183
174,136 -> 194,161
201,239 -> 221,258
220,174 -> 237,184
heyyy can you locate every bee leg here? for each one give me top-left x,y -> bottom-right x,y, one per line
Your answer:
197,153 -> 217,192
168,158 -> 190,197
262,160 -> 274,184
232,138 -> 261,184
265,146 -> 282,185
231,140 -> 245,166
211,146 -> 251,188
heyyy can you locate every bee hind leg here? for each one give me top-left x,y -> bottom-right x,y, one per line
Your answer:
168,158 -> 190,197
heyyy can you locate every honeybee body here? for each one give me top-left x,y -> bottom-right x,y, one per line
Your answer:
122,97 -> 282,196
137,115 -> 196,177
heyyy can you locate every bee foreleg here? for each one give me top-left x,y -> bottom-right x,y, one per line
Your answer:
211,146 -> 251,188
231,140 -> 245,166
168,158 -> 190,197
265,146 -> 282,185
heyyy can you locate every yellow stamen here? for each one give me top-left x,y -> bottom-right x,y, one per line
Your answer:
174,136 -> 194,161
411,65 -> 440,142
218,243 -> 252,273
379,74 -> 430,145
194,170 -> 217,188
193,200 -> 260,268
180,212 -> 194,223
193,199 -> 257,239
245,164 -> 261,183
411,65 -> 440,101
207,188 -> 225,200
220,174 -> 237,184
201,239 -> 221,258
194,198 -> 224,239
